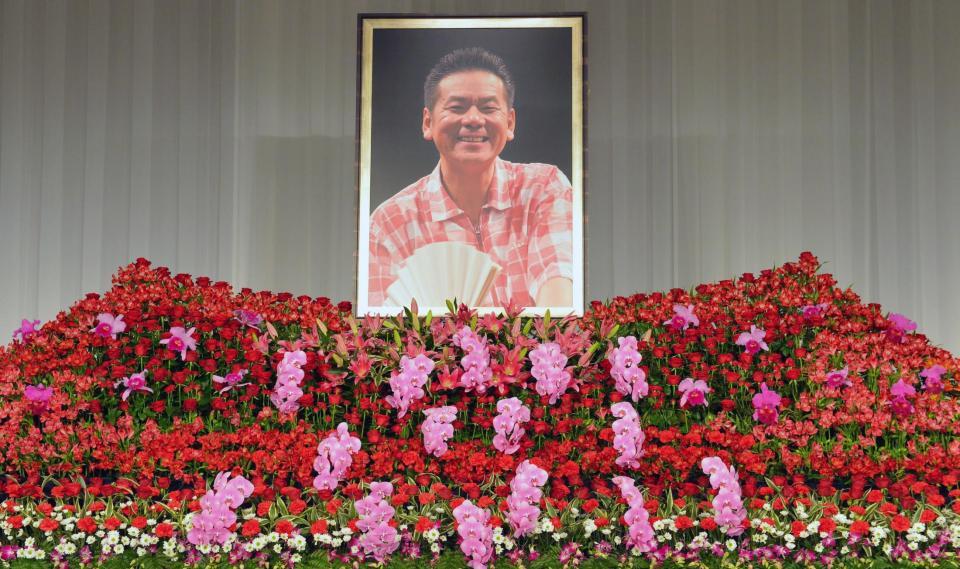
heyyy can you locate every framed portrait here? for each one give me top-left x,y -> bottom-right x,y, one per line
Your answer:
356,15 -> 585,317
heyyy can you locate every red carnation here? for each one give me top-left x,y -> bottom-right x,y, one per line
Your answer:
257,501 -> 272,517
76,516 -> 98,534
275,519 -> 295,534
674,516 -> 694,531
154,522 -> 174,538
700,517 -> 718,531
890,515 -> 911,533
241,519 -> 261,537
310,519 -> 328,535
919,509 -> 938,524
39,518 -> 59,532
581,499 -> 599,514
103,517 -> 122,530
791,520 -> 806,537
288,499 -> 307,515
818,518 -> 836,534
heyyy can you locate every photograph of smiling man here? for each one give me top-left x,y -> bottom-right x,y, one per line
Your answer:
357,17 -> 585,317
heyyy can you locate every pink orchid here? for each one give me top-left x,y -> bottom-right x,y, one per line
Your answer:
701,456 -> 746,536
610,402 -> 645,468
385,355 -> 434,418
421,406 -> 457,457
890,378 -> 917,399
116,371 -> 153,401
12,319 -> 40,341
751,382 -> 781,425
159,326 -> 197,360
801,303 -> 829,320
921,365 -> 947,394
506,460 -> 548,538
607,336 -> 649,402
825,367 -> 852,389
188,472 -> 253,546
530,342 -> 575,405
313,422 -> 362,491
271,350 -> 306,413
735,325 -> 769,355
611,476 -> 655,552
492,397 -> 530,455
663,304 -> 699,331
453,500 -> 493,569
232,309 -> 263,329
355,482 -> 399,563
886,312 -> 917,343
677,377 -> 711,407
455,326 -> 492,393
90,313 -> 126,340
24,384 -> 54,415
212,369 -> 250,394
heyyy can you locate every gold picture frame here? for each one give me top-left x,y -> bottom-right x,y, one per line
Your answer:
356,15 -> 585,317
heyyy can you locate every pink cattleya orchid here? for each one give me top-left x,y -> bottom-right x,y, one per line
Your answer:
116,371 -> 153,401
886,312 -> 917,343
159,326 -> 197,360
232,309 -> 263,329
801,303 -> 829,320
890,378 -> 917,415
212,369 -> 250,394
90,313 -> 126,340
677,377 -> 711,407
921,365 -> 947,394
13,319 -> 40,341
825,367 -> 851,389
24,384 -> 54,415
663,304 -> 699,331
751,383 -> 781,425
735,325 -> 769,356
890,378 -> 917,399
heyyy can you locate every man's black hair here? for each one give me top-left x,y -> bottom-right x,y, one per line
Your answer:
423,47 -> 515,110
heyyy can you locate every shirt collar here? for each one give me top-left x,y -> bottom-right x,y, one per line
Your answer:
424,158 -> 513,222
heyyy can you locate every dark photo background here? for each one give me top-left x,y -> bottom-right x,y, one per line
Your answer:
368,25 -> 574,212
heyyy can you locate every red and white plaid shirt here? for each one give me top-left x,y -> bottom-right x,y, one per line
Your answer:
368,158 -> 574,307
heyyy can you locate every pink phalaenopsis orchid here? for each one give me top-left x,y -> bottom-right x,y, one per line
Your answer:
506,460 -> 548,538
663,304 -> 699,331
735,325 -> 769,356
212,369 -> 250,394
24,384 -> 53,415
492,397 -> 530,455
187,472 -> 253,546
453,500 -> 493,569
751,382 -> 781,425
90,313 -> 126,340
159,326 -> 197,360
385,354 -> 434,418
921,364 -> 947,394
529,342 -> 575,405
116,371 -> 153,401
610,402 -> 645,468
270,350 -> 307,413
611,476 -> 656,553
825,367 -> 852,389
607,336 -> 649,402
13,319 -> 40,341
701,456 -> 746,536
421,406 -> 457,457
454,326 -> 492,393
355,482 -> 399,563
677,377 -> 711,407
313,422 -> 362,491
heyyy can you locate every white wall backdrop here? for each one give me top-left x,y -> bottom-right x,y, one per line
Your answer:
1,0 -> 959,352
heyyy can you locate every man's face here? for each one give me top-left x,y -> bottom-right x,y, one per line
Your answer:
422,69 -> 516,170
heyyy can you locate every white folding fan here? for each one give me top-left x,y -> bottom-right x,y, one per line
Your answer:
386,242 -> 501,307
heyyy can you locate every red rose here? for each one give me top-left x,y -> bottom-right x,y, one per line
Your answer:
310,519 -> 328,535
890,515 -> 910,533
39,517 -> 59,532
700,517 -> 718,531
275,519 -> 295,534
77,516 -> 98,534
154,522 -> 174,538
241,519 -> 261,537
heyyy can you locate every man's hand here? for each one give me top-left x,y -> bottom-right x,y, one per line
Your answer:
535,277 -> 573,306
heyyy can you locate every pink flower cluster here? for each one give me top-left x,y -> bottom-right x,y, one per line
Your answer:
12,319 -> 40,341
505,460 -> 548,538
421,406 -> 457,457
453,327 -> 492,393
313,422 -> 361,491
752,383 -> 781,425
90,312 -> 126,340
825,367 -> 851,389
921,364 -> 947,394
492,397 -> 530,455
355,482 -> 400,563
529,342 -> 575,405
663,303 -> 699,331
701,456 -> 747,536
270,350 -> 306,413
607,336 -> 648,402
453,500 -> 493,569
116,370 -> 153,401
187,472 -> 254,546
612,476 -> 655,553
889,378 -> 917,417
385,354 -> 434,418
610,402 -> 645,469
677,377 -> 711,407
886,312 -> 917,343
